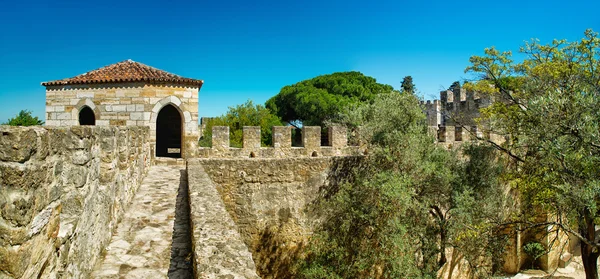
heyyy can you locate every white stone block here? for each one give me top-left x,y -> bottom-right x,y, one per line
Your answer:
130,112 -> 143,120
53,106 -> 65,112
47,106 -> 55,112
143,112 -> 151,120
113,105 -> 127,112
183,111 -> 191,123
126,120 -> 136,126
150,98 -> 161,104
170,96 -> 182,106
183,91 -> 192,98
45,120 -> 60,126
105,105 -> 113,112
116,90 -> 125,97
135,104 -> 145,111
70,99 -> 79,105
77,92 -> 94,98
84,99 -> 96,109
152,103 -> 161,113
55,112 -> 71,120
127,104 -> 136,112
96,120 -> 110,126
60,120 -> 77,126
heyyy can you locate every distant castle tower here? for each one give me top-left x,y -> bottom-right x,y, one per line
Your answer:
421,84 -> 491,144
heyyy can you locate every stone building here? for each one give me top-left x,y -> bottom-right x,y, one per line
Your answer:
421,86 -> 492,142
42,59 -> 203,158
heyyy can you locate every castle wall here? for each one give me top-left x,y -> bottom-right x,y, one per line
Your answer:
196,156 -> 360,278
186,160 -> 260,278
44,83 -> 199,158
0,125 -> 151,278
198,125 -> 360,158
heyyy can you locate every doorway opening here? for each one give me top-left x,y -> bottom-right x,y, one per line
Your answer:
156,104 -> 182,158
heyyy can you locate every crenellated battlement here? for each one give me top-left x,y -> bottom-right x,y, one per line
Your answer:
198,126 -> 360,158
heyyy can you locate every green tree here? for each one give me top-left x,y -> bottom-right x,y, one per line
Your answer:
449,81 -> 460,91
3,110 -> 44,126
297,92 -> 506,278
199,100 -> 282,148
401,75 -> 416,94
266,71 -> 394,127
465,29 -> 600,279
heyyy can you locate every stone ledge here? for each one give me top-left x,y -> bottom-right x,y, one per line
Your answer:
187,160 -> 260,279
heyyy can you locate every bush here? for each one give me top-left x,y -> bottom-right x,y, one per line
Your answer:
523,241 -> 546,269
3,110 -> 44,126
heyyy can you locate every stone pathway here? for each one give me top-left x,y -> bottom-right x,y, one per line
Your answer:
91,165 -> 193,279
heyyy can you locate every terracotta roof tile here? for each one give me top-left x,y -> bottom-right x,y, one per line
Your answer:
42,59 -> 203,87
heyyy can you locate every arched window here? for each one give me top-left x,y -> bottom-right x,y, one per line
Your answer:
79,106 -> 95,125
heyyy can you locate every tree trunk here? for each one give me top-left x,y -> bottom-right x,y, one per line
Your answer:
581,209 -> 599,279
439,227 -> 447,267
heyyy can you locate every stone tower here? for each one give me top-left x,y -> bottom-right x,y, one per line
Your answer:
42,59 -> 203,158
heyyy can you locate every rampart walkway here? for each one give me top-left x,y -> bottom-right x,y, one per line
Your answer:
91,165 -> 193,278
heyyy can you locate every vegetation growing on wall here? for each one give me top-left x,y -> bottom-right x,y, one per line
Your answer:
465,29 -> 600,279
199,100 -> 282,148
3,110 -> 44,126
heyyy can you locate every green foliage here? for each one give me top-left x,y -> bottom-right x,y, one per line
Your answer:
3,110 -> 44,126
449,81 -> 460,91
400,75 -> 416,94
465,29 -> 600,277
266,71 -> 394,126
523,242 -> 546,269
199,100 -> 282,148
297,92 -> 506,278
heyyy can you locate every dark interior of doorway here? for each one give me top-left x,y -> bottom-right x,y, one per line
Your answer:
156,104 -> 182,158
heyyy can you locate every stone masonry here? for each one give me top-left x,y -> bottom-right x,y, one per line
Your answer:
43,60 -> 202,158
187,160 -> 260,279
199,125 -> 359,158
91,165 -> 187,278
0,125 -> 150,278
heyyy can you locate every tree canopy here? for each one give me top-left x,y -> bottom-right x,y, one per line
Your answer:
400,75 -> 416,94
199,100 -> 282,148
297,92 -> 506,278
266,71 -> 394,127
3,110 -> 44,126
465,29 -> 600,279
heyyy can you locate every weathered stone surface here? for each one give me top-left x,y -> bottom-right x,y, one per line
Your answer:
91,165 -> 184,278
0,126 -> 151,279
197,157 -> 360,278
0,127 -> 41,163
187,160 -> 260,279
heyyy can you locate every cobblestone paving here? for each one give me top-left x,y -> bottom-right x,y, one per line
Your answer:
91,165 -> 193,279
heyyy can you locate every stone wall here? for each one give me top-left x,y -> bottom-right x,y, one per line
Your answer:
186,160 -> 260,279
0,125 -> 151,278
45,83 -> 199,158
199,125 -> 361,158
198,156 -> 359,278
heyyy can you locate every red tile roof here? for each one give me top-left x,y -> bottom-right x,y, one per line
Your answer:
42,59 -> 203,87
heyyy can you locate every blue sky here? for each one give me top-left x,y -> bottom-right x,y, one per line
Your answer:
1,0 -> 599,123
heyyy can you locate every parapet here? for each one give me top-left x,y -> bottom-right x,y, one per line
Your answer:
198,126 -> 359,158
434,125 -> 503,147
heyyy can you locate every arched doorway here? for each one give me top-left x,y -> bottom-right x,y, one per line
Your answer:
79,106 -> 95,125
156,104 -> 182,158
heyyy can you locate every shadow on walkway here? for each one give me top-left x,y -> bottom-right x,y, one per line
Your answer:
168,169 -> 194,279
